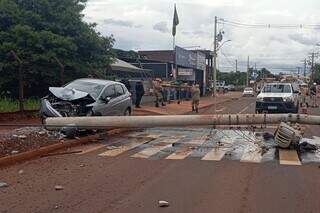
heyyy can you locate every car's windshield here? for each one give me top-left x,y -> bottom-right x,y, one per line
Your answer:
262,84 -> 292,93
245,88 -> 253,91
65,80 -> 105,99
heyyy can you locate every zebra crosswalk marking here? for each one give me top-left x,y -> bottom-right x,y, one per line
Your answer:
98,137 -> 156,157
76,144 -> 106,155
240,145 -> 263,163
166,136 -> 208,160
279,149 -> 301,165
201,147 -> 229,161
131,138 -> 181,159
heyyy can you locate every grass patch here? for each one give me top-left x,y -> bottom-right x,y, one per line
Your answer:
0,98 -> 40,112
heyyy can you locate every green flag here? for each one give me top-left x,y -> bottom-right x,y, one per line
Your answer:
172,4 -> 179,36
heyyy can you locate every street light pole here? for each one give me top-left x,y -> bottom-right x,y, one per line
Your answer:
235,59 -> 238,72
213,16 -> 218,97
304,58 -> 307,77
311,52 -> 315,83
247,56 -> 250,87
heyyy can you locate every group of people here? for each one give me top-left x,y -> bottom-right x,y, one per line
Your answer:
152,78 -> 201,112
122,78 -> 201,113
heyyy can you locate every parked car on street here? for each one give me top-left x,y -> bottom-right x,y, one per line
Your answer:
242,87 -> 254,97
255,83 -> 299,113
227,84 -> 235,91
40,79 -> 132,120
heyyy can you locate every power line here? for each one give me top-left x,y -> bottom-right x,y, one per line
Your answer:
218,18 -> 320,30
220,51 -> 236,68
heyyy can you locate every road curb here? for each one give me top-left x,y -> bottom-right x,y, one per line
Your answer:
0,128 -> 130,168
0,135 -> 98,168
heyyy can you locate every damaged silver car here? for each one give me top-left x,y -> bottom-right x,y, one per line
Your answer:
40,78 -> 132,120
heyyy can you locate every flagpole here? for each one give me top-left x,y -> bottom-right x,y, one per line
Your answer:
173,35 -> 176,80
172,3 -> 179,80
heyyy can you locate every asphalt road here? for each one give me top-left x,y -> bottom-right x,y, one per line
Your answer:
1,96 -> 320,213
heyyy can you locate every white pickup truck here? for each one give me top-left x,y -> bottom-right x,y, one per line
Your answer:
255,83 -> 299,113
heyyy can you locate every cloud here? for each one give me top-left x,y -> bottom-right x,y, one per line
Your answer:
153,21 -> 170,33
83,0 -> 320,73
288,33 -> 317,46
102,18 -> 142,28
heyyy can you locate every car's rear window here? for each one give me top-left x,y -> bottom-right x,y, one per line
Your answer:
262,84 -> 291,93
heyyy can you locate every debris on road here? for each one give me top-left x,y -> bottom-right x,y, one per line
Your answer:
298,141 -> 318,153
55,185 -> 64,191
0,127 -> 67,158
274,122 -> 302,148
158,200 -> 169,207
0,182 -> 9,188
18,170 -> 24,174
18,135 -> 27,140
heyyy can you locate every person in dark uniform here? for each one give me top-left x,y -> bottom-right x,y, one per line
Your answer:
121,79 -> 131,92
135,80 -> 145,108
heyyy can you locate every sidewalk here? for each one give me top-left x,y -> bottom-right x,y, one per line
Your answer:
133,92 -> 241,115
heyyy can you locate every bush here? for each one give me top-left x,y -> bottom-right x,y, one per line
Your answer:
0,97 -> 39,112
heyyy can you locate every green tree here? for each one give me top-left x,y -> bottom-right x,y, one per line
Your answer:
0,0 -> 114,97
113,49 -> 139,59
217,71 -> 247,86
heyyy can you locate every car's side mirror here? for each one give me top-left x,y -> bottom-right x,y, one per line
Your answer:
293,90 -> 299,94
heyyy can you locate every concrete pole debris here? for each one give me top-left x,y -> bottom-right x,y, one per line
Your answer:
45,114 -> 320,130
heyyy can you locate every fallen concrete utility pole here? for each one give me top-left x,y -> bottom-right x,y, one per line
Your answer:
45,114 -> 320,130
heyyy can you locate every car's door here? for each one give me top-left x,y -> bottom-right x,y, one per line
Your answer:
113,84 -> 128,115
95,85 -> 117,116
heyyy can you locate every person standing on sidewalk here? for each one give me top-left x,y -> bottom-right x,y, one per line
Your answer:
310,82 -> 318,108
192,84 -> 200,113
153,78 -> 165,107
135,80 -> 144,108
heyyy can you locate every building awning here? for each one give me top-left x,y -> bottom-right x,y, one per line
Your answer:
110,58 -> 151,73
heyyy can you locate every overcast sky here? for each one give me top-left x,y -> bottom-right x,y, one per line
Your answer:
83,0 -> 320,73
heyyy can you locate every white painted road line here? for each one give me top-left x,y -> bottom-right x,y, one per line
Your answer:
215,107 -> 226,112
238,103 -> 254,114
131,138 -> 181,158
240,145 -> 263,163
99,137 -> 156,157
201,147 -> 229,161
279,149 -> 301,165
76,144 -> 106,155
166,136 -> 208,160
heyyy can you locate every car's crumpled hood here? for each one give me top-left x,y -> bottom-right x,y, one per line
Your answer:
49,87 -> 94,101
257,93 -> 292,98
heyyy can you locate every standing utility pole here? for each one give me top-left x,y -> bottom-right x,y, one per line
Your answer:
297,67 -> 301,77
235,59 -> 238,72
10,51 -> 24,112
304,58 -> 307,77
213,16 -> 218,97
311,53 -> 315,83
247,56 -> 250,87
